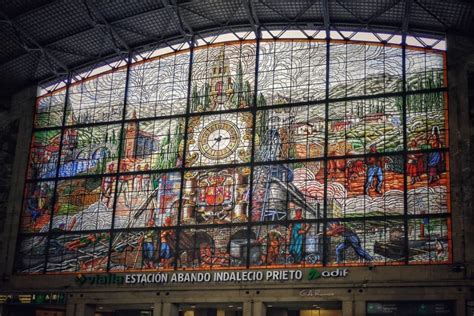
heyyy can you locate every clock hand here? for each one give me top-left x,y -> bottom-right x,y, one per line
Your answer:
210,137 -> 221,149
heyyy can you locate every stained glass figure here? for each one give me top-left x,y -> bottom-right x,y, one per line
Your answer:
408,217 -> 450,263
27,130 -> 61,179
20,181 -> 55,233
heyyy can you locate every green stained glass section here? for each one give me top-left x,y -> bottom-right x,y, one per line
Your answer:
191,42 -> 256,112
34,90 -> 66,128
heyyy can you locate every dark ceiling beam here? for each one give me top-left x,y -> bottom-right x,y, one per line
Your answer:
242,0 -> 260,33
365,0 -> 403,25
256,0 -> 315,36
402,0 -> 413,43
0,9 -> 69,74
160,0 -> 193,38
82,0 -> 130,53
47,46 -> 97,59
414,0 -> 450,30
292,0 -> 319,23
180,5 -> 226,28
8,0 -> 60,20
0,3 -> 171,73
322,0 -> 330,38
173,0 -> 194,35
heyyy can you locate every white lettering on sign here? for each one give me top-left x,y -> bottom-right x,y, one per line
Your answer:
321,269 -> 348,277
118,268 -> 345,285
299,290 -> 335,297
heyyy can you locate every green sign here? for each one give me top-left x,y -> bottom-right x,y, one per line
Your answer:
0,293 -> 65,305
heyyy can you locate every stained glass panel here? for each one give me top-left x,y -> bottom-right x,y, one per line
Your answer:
252,162 -> 324,222
27,130 -> 61,180
53,177 -> 114,231
406,49 -> 445,91
110,229 -> 176,271
326,219 -> 406,265
15,235 -> 47,273
329,43 -> 403,98
326,154 -> 405,218
186,112 -> 253,167
121,117 -> 184,172
406,92 -> 448,149
251,223 -> 323,267
20,181 -> 54,233
328,97 -> 404,155
407,217 -> 450,263
46,232 -> 110,273
178,226 -> 247,269
258,40 -> 326,106
181,167 -> 250,225
67,68 -> 127,125
407,157 -> 450,215
114,172 -> 181,229
127,52 -> 190,119
191,42 -> 256,112
59,124 -> 121,177
19,35 -> 451,274
34,90 -> 66,128
255,104 -> 326,162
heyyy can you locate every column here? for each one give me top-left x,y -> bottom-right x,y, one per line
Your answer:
456,299 -> 466,316
252,301 -> 266,316
153,302 -> 162,316
0,86 -> 36,277
354,300 -> 365,316
67,303 -> 95,316
161,303 -> 179,316
447,34 -> 474,271
243,301 -> 252,316
342,300 -> 353,316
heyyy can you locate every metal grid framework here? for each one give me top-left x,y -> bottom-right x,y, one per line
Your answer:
0,0 -> 472,98
15,29 -> 451,274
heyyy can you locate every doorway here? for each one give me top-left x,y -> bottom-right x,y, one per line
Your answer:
266,301 -> 342,316
178,303 -> 243,316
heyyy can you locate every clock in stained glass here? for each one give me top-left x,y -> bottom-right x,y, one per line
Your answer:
186,112 -> 253,167
198,120 -> 240,160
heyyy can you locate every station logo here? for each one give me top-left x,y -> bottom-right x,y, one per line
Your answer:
75,273 -> 125,286
308,268 -> 348,280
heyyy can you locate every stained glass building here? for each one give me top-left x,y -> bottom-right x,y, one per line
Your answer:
0,1 -> 473,316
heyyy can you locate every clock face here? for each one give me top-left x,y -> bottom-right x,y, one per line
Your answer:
198,120 -> 240,160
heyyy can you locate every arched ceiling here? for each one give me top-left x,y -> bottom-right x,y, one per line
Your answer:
0,0 -> 473,97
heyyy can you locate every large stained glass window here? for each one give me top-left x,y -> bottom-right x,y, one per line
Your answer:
16,32 -> 451,274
